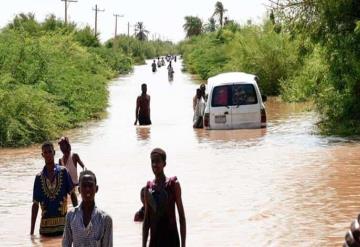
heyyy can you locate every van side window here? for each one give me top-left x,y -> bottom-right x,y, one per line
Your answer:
211,85 -> 230,107
232,84 -> 258,105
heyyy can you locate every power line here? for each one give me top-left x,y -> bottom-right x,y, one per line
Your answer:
61,0 -> 77,25
92,4 -> 105,37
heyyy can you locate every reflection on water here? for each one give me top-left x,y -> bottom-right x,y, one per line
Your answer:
0,60 -> 360,246
136,127 -> 151,142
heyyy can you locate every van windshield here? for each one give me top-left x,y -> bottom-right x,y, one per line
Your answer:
211,84 -> 258,107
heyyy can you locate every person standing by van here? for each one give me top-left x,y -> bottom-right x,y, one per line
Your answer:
58,137 -> 86,186
193,84 -> 207,111
193,89 -> 205,128
135,83 -> 152,126
142,148 -> 186,247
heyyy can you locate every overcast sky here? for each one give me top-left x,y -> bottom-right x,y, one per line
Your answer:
0,0 -> 270,42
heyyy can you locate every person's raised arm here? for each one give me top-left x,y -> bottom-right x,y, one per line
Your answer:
74,153 -> 85,170
175,182 -> 186,247
70,191 -> 78,207
64,170 -> 78,207
135,97 -> 140,125
30,202 -> 39,235
142,189 -> 150,247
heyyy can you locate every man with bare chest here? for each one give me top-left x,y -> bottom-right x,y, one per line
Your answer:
134,83 -> 152,126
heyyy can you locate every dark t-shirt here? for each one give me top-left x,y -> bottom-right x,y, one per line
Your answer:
146,177 -> 180,247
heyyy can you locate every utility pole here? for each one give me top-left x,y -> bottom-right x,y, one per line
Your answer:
113,14 -> 124,39
128,22 -> 130,37
61,0 -> 77,25
92,4 -> 105,37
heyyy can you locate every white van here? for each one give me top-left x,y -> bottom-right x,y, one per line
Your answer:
203,72 -> 267,129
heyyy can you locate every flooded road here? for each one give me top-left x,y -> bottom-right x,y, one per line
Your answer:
1,60 -> 360,246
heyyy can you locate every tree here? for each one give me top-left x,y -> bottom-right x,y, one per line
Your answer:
271,0 -> 360,134
212,1 -> 227,28
183,16 -> 203,38
204,17 -> 216,33
7,13 -> 40,34
134,22 -> 149,41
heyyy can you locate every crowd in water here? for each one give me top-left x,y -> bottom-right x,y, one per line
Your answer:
151,55 -> 176,81
28,54 -> 360,247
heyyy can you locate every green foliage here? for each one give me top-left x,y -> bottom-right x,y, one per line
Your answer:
180,21 -> 300,96
0,14 -> 150,147
90,46 -> 133,74
74,26 -> 100,47
0,14 -> 177,146
108,35 -> 177,64
183,16 -> 203,38
280,46 -> 328,102
271,0 -> 360,135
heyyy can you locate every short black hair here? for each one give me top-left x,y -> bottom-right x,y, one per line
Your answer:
41,141 -> 54,151
151,148 -> 166,162
79,170 -> 97,185
141,83 -> 147,88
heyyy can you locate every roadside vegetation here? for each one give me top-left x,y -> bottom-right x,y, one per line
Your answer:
180,1 -> 360,136
0,14 -> 176,147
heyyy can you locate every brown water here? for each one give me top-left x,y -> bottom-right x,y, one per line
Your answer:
1,60 -> 360,246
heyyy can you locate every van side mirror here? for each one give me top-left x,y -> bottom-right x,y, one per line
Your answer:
262,95 -> 267,102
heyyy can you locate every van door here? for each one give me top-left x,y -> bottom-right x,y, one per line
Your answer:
230,83 -> 261,129
209,85 -> 232,129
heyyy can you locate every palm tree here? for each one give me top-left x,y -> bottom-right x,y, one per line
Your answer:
134,22 -> 149,41
204,17 -> 216,33
183,16 -> 203,38
212,1 -> 227,28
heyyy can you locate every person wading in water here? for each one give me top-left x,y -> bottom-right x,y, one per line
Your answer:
30,142 -> 78,237
62,170 -> 113,247
142,148 -> 186,247
134,83 -> 152,126
151,60 -> 157,72
58,137 -> 86,186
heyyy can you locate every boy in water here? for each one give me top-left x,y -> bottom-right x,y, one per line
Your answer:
62,170 -> 113,247
58,137 -> 85,186
134,83 -> 152,126
142,148 -> 186,247
30,142 -> 78,236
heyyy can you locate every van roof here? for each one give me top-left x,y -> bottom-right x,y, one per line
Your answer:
207,72 -> 257,87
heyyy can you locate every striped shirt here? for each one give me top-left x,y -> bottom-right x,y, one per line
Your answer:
62,204 -> 113,247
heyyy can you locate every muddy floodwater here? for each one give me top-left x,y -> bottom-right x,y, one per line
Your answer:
1,60 -> 360,246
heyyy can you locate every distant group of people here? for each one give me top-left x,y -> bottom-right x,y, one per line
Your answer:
30,136 -> 186,247
151,55 -> 177,81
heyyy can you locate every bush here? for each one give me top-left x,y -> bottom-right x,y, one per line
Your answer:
180,21 -> 301,96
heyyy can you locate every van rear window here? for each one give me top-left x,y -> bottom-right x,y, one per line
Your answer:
211,85 -> 230,107
211,84 -> 258,107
